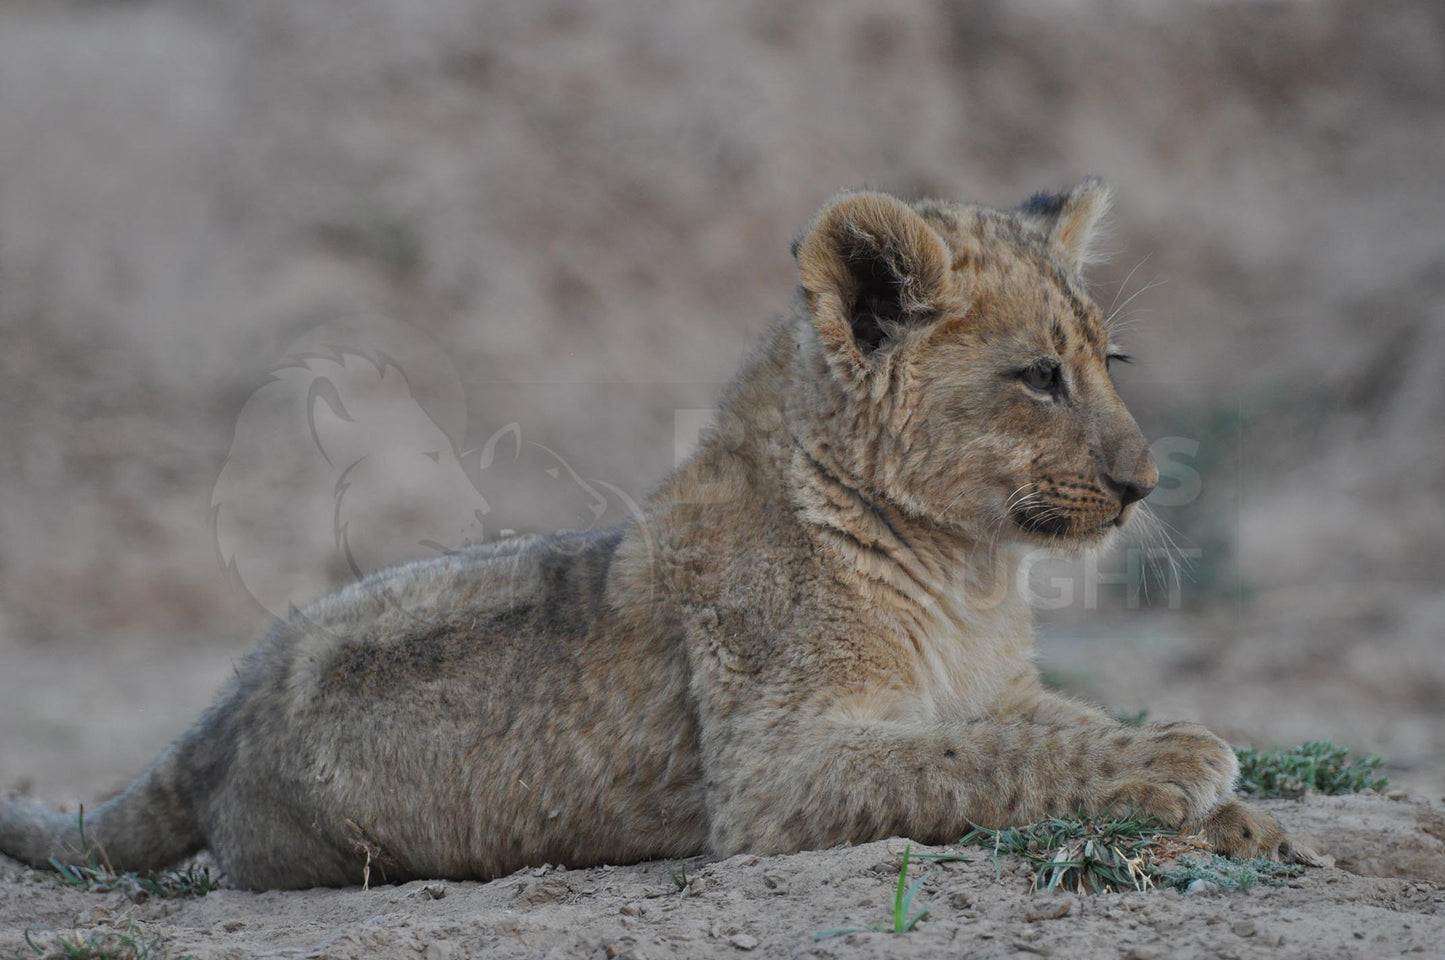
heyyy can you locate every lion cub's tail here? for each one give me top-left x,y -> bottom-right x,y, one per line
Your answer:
0,741 -> 205,874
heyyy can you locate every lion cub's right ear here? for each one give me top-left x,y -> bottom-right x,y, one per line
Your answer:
794,192 -> 952,365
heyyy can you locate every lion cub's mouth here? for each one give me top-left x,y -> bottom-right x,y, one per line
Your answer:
1011,510 -> 1072,539
1114,502 -> 1139,528
1009,504 -> 1122,543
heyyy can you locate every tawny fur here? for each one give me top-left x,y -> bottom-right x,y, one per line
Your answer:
0,182 -> 1285,889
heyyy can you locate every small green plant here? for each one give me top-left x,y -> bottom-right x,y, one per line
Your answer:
1235,741 -> 1388,798
49,859 -> 218,899
668,861 -> 689,893
954,811 -> 1309,895
958,813 -> 1174,894
46,808 -> 217,899
23,921 -> 170,960
908,851 -> 972,864
1152,853 -> 1302,892
814,844 -> 931,940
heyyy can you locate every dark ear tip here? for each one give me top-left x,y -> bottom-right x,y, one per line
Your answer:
1020,178 -> 1110,218
790,236 -> 802,259
1019,190 -> 1067,217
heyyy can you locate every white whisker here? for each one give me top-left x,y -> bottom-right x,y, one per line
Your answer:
1106,278 -> 1167,330
1105,253 -> 1152,318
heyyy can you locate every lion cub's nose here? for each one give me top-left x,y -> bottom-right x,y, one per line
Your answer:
1103,473 -> 1154,506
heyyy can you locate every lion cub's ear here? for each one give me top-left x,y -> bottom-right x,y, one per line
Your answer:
1018,177 -> 1112,271
794,191 -> 951,362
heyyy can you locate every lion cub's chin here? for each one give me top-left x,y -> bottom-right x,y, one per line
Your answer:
1010,518 -> 1122,555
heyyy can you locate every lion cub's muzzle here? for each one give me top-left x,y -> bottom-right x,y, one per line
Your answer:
1103,465 -> 1156,528
1009,468 -> 1157,541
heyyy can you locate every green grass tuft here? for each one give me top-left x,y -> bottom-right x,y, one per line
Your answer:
1235,740 -> 1388,798
1152,853 -> 1302,892
46,808 -> 216,899
48,859 -> 218,899
955,810 -> 1307,895
814,844 -> 932,940
958,813 -> 1174,894
23,922 -> 176,960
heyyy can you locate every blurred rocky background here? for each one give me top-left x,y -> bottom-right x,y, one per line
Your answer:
1,0 -> 1441,800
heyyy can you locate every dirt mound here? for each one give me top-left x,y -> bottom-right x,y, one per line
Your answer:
1264,792 -> 1445,885
2,793 -> 1441,959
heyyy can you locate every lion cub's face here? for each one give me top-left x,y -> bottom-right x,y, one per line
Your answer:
794,182 -> 1158,550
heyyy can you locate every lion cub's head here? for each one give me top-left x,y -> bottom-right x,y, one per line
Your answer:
791,180 -> 1157,549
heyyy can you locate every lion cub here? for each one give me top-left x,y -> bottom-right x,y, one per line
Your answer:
0,182 -> 1285,889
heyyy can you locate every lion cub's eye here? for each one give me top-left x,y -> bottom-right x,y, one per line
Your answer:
1021,359 -> 1061,394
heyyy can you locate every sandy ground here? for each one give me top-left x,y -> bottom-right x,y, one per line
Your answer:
2,794 -> 1443,960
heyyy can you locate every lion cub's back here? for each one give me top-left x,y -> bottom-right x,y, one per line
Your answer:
272,527 -> 632,719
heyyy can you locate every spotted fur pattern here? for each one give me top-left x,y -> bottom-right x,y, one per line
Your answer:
0,182 -> 1285,889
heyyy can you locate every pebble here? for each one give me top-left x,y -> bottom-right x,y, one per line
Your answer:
1184,880 -> 1220,896
1231,920 -> 1257,938
1025,897 -> 1076,922
122,876 -> 150,904
728,933 -> 758,950
520,877 -> 573,905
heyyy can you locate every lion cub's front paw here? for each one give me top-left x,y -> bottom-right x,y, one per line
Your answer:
1188,800 -> 1288,860
1101,722 -> 1238,827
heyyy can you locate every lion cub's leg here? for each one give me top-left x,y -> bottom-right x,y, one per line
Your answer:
993,677 -> 1289,858
706,716 -> 1240,855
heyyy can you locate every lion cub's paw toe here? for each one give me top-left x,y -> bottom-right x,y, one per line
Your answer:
1189,800 -> 1288,860
1102,723 -> 1239,826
